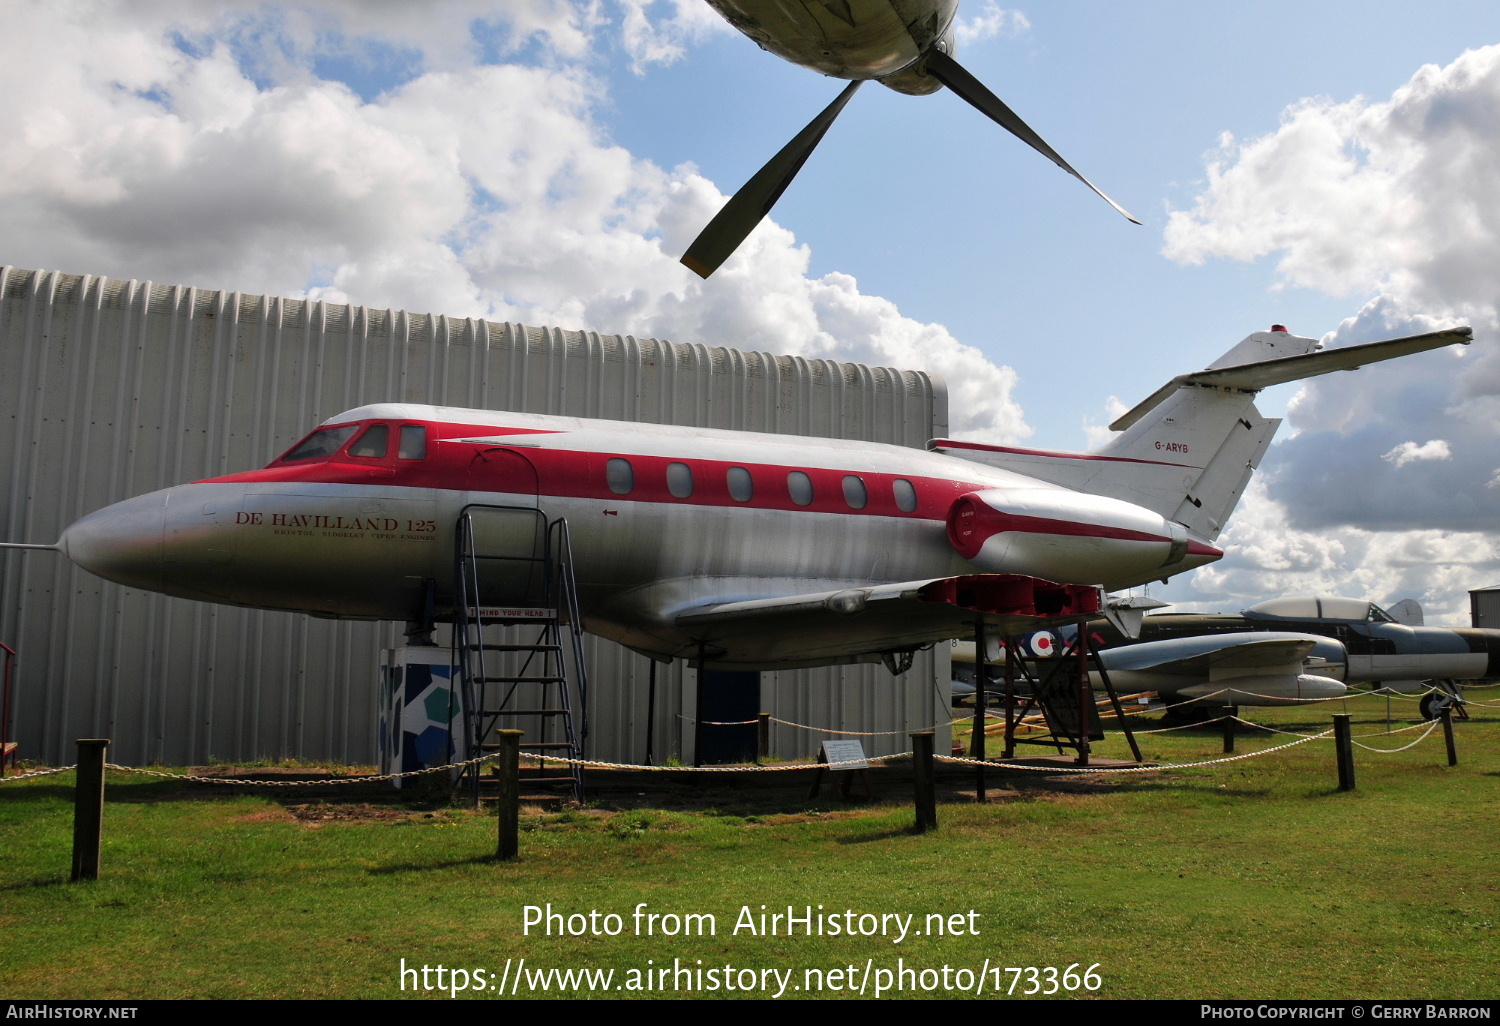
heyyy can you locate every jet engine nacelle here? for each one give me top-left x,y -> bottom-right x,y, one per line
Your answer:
1178,674 -> 1347,707
946,487 -> 1193,585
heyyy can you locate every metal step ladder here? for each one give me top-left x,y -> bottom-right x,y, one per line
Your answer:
453,505 -> 590,805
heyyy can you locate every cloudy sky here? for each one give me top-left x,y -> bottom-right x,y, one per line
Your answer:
6,0 -> 1500,623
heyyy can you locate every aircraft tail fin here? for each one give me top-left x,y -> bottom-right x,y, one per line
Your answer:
932,327 -> 1470,542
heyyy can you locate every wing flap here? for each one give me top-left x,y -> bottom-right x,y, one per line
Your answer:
673,574 -> 1101,669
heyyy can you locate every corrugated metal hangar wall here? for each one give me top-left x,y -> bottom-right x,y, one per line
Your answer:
1,266 -> 953,767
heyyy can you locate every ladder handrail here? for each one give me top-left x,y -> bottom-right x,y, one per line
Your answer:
454,504 -> 587,803
547,518 -> 590,749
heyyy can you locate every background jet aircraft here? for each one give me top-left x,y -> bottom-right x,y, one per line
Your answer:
951,631 -> 1349,708
683,0 -> 1138,277
1094,596 -> 1500,718
55,327 -> 1468,671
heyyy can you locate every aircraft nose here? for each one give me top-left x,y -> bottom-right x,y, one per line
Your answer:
61,490 -> 169,591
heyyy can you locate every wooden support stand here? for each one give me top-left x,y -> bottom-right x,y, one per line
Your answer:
807,741 -> 873,800
71,739 -> 109,882
1000,620 -> 1143,766
971,620 -> 987,802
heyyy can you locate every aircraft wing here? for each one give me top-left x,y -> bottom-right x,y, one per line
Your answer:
1112,328 -> 1471,431
671,573 -> 1101,669
1100,634 -> 1318,679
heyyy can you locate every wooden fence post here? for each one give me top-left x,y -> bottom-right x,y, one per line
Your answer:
1441,707 -> 1458,767
1333,714 -> 1355,792
911,732 -> 937,834
71,739 -> 109,882
496,730 -> 523,861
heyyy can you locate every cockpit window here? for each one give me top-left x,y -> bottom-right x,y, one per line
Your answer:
281,425 -> 358,462
1368,604 -> 1395,623
348,424 -> 389,458
398,425 -> 427,460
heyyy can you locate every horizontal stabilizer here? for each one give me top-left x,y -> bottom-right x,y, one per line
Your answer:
1111,328 -> 1471,431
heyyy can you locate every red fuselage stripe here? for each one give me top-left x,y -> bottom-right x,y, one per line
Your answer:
933,438 -> 1195,468
205,419 -> 986,519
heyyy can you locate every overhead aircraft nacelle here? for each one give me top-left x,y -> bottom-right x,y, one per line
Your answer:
702,0 -> 958,86
682,0 -> 1140,277
947,487 -> 1198,585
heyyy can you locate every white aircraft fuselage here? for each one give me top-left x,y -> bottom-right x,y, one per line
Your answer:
57,326 -> 1471,671
60,407 -> 1217,668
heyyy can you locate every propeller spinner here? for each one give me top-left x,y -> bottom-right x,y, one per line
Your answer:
680,37 -> 1139,279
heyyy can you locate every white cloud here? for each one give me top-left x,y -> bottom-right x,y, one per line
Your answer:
952,3 -> 1031,47
1082,395 -> 1130,449
1157,479 -> 1500,626
0,0 -> 1030,441
1161,45 -> 1500,623
1382,439 -> 1451,468
616,0 -> 727,73
1163,44 -> 1500,321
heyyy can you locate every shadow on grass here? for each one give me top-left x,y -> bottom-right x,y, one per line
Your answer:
0,876 -> 72,893
0,783 -> 77,803
835,826 -> 917,845
367,854 -> 516,875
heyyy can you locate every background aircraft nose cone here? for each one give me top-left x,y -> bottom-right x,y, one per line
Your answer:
61,491 -> 168,591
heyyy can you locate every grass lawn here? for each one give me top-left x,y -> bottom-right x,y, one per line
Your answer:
2,691 -> 1496,1000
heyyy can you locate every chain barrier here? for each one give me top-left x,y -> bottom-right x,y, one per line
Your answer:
1348,718 -> 1444,753
99,753 -> 497,787
1126,715 -> 1232,734
0,764 -> 77,783
7,690 -> 1460,787
680,713 -> 967,736
937,728 -> 1333,773
1230,715 -> 1439,740
62,753 -> 916,782
512,751 -> 913,772
767,715 -> 966,737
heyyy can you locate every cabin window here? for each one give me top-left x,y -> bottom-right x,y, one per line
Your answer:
281,425 -> 359,461
727,466 -> 753,502
398,425 -> 427,460
606,458 -> 634,495
842,475 -> 868,510
348,424 -> 389,458
893,478 -> 918,513
787,471 -> 813,506
667,462 -> 694,499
